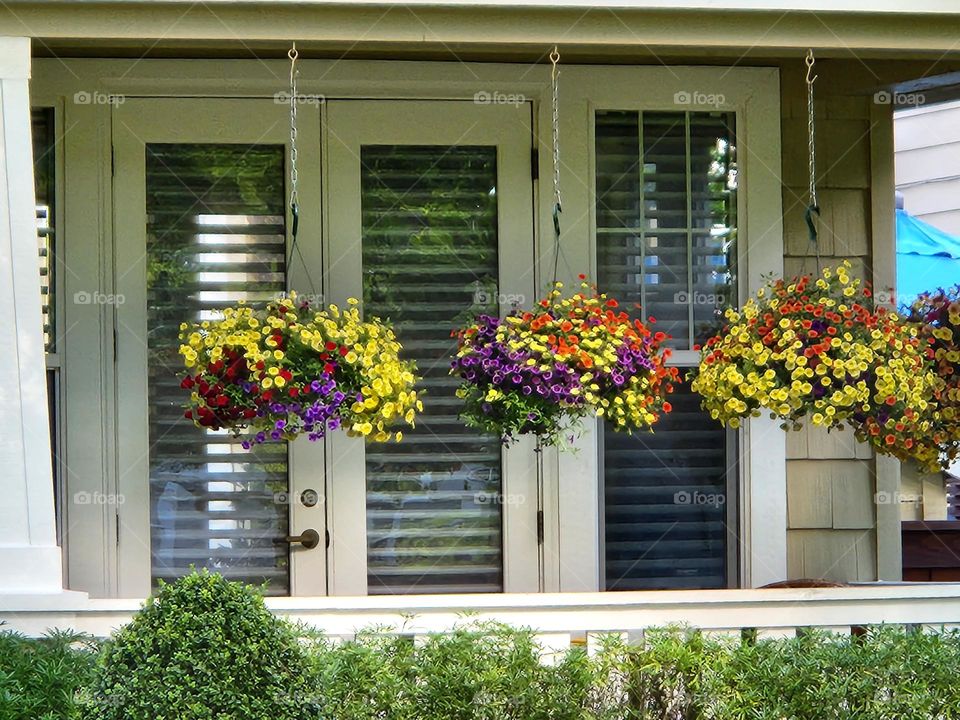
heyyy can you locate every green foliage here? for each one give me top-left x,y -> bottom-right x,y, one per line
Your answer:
79,569 -> 315,720
309,621 -> 594,720
12,577 -> 960,720
711,627 -> 960,720
0,627 -> 97,720
594,625 -> 960,720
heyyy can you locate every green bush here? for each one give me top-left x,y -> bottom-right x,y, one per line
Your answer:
598,625 -> 960,720
0,627 -> 97,720
80,569 -> 316,720
309,621 -> 595,720
11,571 -> 960,719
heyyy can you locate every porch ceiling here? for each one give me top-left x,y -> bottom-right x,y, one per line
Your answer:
9,1 -> 960,62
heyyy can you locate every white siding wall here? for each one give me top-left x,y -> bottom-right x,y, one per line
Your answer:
896,99 -> 960,235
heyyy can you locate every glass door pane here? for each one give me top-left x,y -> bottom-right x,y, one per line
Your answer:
361,145 -> 503,594
145,143 -> 290,593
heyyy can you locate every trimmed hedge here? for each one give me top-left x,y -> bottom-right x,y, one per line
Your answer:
78,569 -> 316,720
0,627 -> 97,720
3,573 -> 960,719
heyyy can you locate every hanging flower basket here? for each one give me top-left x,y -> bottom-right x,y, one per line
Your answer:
689,262 -> 941,465
178,293 -> 421,446
450,277 -> 678,446
901,286 -> 960,471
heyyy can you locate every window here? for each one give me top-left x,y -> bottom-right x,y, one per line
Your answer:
596,109 -> 739,590
32,107 -> 62,545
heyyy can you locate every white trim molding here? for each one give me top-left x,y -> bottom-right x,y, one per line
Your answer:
4,583 -> 960,638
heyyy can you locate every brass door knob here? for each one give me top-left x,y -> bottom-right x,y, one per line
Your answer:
279,528 -> 321,549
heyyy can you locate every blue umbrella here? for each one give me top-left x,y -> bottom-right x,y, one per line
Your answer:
896,208 -> 960,307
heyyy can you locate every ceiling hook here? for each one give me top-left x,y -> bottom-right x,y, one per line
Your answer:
805,48 -> 818,86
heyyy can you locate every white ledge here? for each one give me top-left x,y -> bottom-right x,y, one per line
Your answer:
3,584 -> 960,637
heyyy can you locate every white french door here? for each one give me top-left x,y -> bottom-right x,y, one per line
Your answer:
111,96 -> 541,598
324,100 -> 542,595
112,98 -> 326,597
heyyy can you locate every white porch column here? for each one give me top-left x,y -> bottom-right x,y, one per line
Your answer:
0,36 -> 64,594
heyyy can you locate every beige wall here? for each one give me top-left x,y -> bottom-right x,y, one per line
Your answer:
896,100 -> 960,236
779,60 -> 886,583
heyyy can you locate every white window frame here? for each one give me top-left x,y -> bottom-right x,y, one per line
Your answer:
549,65 -> 784,590
33,58 -> 783,597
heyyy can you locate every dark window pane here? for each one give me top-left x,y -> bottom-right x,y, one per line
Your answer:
146,143 -> 290,594
596,109 -> 737,590
603,381 -> 732,590
595,110 -> 737,349
362,145 -> 503,594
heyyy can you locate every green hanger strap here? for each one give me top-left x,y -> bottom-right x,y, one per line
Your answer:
804,204 -> 820,243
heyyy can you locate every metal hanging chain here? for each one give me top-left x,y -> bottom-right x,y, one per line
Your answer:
285,42 -> 317,296
804,48 -> 821,252
549,45 -> 569,289
288,42 -> 300,241
550,46 -> 562,238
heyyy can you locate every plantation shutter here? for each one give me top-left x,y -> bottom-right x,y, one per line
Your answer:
602,381 -> 730,589
596,110 -> 737,590
145,144 -> 290,594
361,145 -> 504,594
